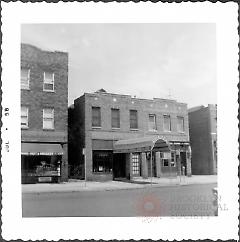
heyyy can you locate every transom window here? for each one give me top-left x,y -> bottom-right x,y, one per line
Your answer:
92,107 -> 101,127
132,153 -> 140,175
43,108 -> 54,130
130,110 -> 138,129
148,114 -> 157,131
43,72 -> 54,92
177,116 -> 184,132
21,106 -> 28,128
163,115 -> 171,131
111,108 -> 120,128
21,68 -> 30,89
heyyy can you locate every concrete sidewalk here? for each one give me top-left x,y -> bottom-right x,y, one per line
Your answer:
22,175 -> 217,194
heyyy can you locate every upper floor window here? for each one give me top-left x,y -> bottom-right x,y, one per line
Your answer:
148,114 -> 157,131
92,107 -> 101,128
177,116 -> 184,132
111,108 -> 120,129
21,106 -> 28,128
43,108 -> 54,130
163,115 -> 171,132
21,68 -> 30,89
43,72 -> 54,92
130,110 -> 138,129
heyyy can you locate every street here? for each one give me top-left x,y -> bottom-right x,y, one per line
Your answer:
22,183 -> 217,217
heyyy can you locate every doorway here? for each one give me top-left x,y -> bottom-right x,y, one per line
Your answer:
180,152 -> 187,176
113,153 -> 126,179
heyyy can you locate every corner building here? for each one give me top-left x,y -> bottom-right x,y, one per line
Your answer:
21,44 -> 68,183
188,104 -> 217,175
73,90 -> 191,181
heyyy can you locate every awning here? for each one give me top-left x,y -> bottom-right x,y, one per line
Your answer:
113,136 -> 171,153
21,143 -> 64,155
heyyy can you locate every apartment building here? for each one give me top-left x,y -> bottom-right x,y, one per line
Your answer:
70,89 -> 191,181
188,104 -> 217,175
21,43 -> 68,183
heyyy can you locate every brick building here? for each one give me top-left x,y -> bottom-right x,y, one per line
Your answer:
21,43 -> 68,183
188,104 -> 217,175
70,89 -> 191,181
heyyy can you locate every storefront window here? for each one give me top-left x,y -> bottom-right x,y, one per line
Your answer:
170,152 -> 175,167
21,155 -> 61,177
92,151 -> 113,173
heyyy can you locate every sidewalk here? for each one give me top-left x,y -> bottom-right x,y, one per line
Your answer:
22,175 -> 217,194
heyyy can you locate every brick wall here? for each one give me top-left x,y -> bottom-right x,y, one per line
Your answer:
21,44 -> 68,142
73,91 -> 190,180
188,105 -> 217,175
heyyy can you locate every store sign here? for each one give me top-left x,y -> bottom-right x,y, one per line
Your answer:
38,177 -> 52,182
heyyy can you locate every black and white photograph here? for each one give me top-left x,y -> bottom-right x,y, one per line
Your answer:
20,23 -> 218,217
1,2 -> 239,241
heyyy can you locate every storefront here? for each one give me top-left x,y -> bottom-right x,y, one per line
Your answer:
21,143 -> 64,183
113,136 -> 191,179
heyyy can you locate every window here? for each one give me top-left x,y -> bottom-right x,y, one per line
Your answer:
148,114 -> 157,131
21,106 -> 28,128
92,151 -> 113,173
21,68 -> 30,89
163,115 -> 171,131
92,107 -> 101,127
177,116 -> 184,132
43,72 -> 54,92
43,108 -> 54,129
132,153 -> 140,175
130,110 -> 138,129
111,108 -> 120,128
161,152 -> 171,167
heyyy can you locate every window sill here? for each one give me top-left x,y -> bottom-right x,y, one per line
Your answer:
43,89 -> 55,93
92,126 -> 102,129
164,130 -> 172,133
43,128 -> 55,131
112,127 -> 120,130
130,128 -> 139,131
21,87 -> 30,90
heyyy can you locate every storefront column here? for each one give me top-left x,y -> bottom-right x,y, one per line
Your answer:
61,143 -> 68,182
186,148 -> 192,177
141,152 -> 148,178
126,153 -> 133,180
156,152 -> 162,178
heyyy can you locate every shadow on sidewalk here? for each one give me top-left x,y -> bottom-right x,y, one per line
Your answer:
114,178 -> 157,185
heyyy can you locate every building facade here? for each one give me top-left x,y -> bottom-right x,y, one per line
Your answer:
21,43 -> 68,183
71,89 -> 191,181
188,104 -> 217,175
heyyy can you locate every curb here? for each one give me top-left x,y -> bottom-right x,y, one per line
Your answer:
22,181 -> 217,194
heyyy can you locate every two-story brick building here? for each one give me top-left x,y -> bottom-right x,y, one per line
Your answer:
21,43 -> 68,183
188,104 -> 217,175
70,89 -> 191,181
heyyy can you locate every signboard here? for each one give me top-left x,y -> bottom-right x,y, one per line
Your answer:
38,177 -> 52,182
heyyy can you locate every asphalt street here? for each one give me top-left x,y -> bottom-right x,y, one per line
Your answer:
22,183 -> 217,217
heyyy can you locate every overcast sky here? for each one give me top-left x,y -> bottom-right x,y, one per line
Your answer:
21,23 -> 216,108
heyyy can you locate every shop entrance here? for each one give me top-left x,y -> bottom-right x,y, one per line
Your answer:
113,153 -> 126,179
180,152 -> 187,176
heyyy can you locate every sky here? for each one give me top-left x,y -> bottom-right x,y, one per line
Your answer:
21,23 -> 216,108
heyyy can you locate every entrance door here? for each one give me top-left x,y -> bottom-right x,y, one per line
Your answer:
180,152 -> 187,176
113,153 -> 126,179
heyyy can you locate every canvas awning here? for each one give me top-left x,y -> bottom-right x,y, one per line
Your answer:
113,136 -> 171,153
21,143 -> 64,155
